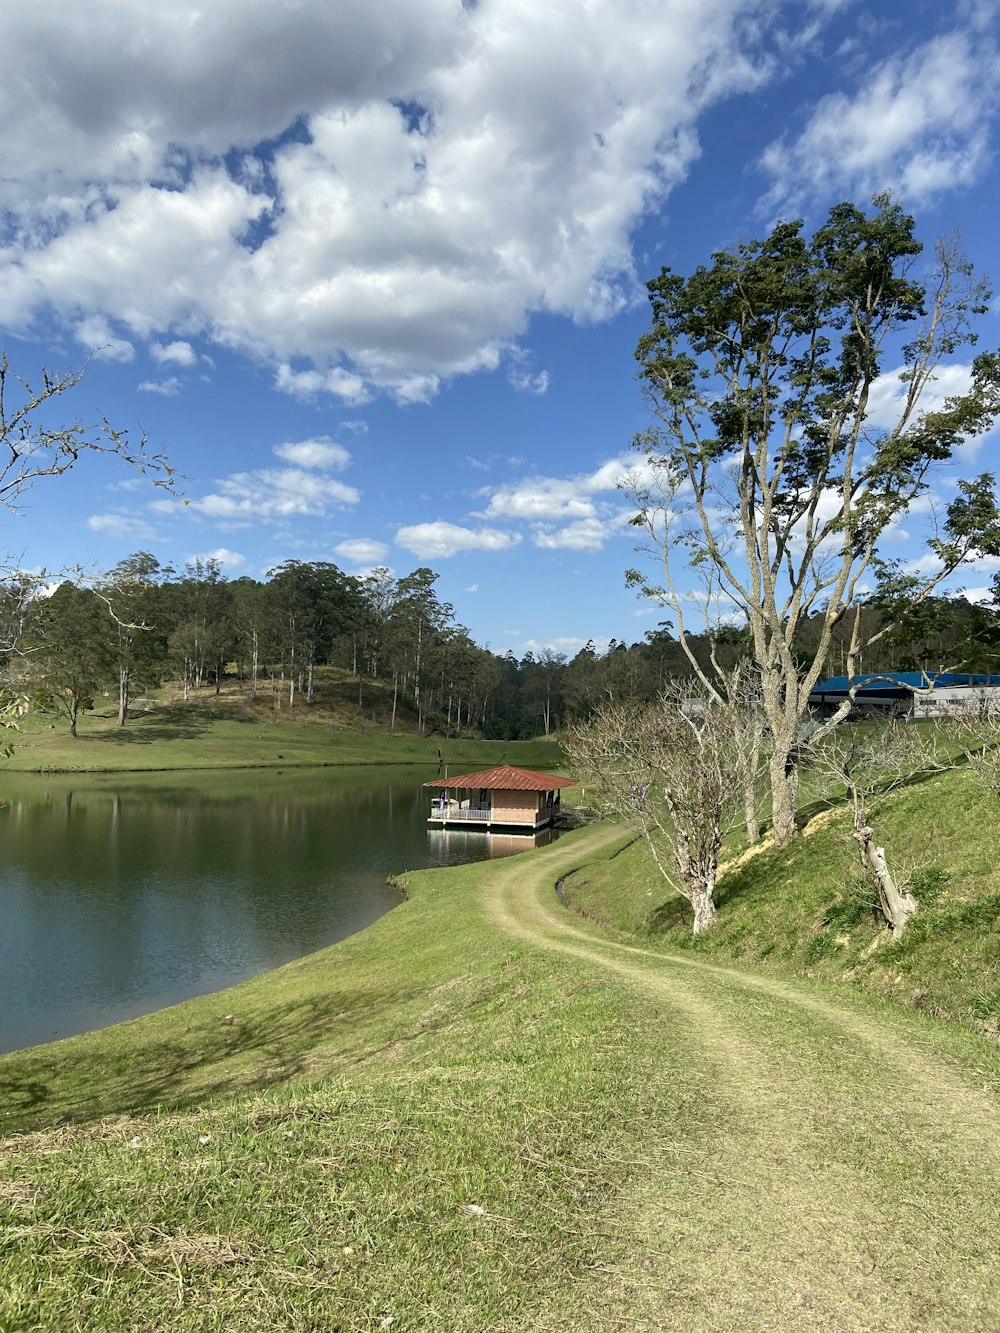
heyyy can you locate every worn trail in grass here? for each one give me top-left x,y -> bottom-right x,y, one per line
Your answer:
485,841 -> 1000,1331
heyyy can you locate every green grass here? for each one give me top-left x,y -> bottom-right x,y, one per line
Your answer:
561,765 -> 1000,1034
0,828 -> 706,1330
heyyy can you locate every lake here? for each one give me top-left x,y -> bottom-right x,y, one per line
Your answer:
0,766 -> 558,1054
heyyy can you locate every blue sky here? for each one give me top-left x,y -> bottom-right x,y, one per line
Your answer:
2,0 -> 999,657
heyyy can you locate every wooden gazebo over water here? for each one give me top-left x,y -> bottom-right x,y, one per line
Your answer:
423,764 -> 576,831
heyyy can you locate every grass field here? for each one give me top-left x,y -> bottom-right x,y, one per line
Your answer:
1,697 -> 562,774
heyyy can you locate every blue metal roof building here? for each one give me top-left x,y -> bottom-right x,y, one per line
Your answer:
809,672 -> 1000,714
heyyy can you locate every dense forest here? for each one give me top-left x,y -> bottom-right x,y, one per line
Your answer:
1,553 -> 999,741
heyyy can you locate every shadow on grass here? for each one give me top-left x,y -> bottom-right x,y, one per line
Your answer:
0,980 -> 446,1137
87,715 -> 208,746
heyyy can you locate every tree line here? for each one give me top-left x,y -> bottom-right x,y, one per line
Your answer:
0,554 -> 715,740
6,547 -> 998,747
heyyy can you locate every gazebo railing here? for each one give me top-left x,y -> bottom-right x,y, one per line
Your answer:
430,804 -> 492,821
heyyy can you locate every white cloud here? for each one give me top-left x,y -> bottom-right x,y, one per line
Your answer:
395,520 -> 521,559
187,546 -> 246,571
87,512 -> 157,540
960,585 -> 997,605
275,364 -> 371,405
273,437 -> 351,470
75,314 -> 133,362
481,452 -> 649,522
509,367 -> 550,396
484,479 -> 597,522
334,537 -> 390,566
507,348 -> 550,395
761,31 -> 1000,208
137,375 -> 181,395
160,466 -> 360,525
150,339 -> 197,367
533,517 -> 613,551
905,550 -> 1000,578
0,0 -> 798,401
517,635 -> 613,656
392,375 -> 442,406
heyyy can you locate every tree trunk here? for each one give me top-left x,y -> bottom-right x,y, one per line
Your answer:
690,883 -> 718,934
117,666 -> 129,728
743,786 -> 760,846
768,745 -> 798,847
249,632 -> 258,702
856,825 -> 918,938
743,726 -> 762,845
391,674 -> 398,732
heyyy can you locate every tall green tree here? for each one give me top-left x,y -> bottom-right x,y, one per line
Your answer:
628,194 -> 1000,845
28,583 -> 113,737
95,552 -> 167,726
391,568 -> 452,733
166,558 -> 231,700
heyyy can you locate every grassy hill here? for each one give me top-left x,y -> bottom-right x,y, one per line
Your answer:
1,668 -> 561,773
561,764 -> 1000,1036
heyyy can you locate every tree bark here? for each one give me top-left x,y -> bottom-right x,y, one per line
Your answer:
248,627 -> 258,702
768,746 -> 798,847
690,884 -> 718,934
117,665 -> 129,728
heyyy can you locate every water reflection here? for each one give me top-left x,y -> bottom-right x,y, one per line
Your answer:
0,767 -> 557,1054
427,826 -> 561,862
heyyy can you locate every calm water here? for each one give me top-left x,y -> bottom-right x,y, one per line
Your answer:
0,766 -> 557,1054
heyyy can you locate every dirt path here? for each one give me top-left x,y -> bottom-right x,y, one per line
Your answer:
483,831 -> 1000,1332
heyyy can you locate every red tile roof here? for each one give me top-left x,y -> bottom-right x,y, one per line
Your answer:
422,763 -> 576,791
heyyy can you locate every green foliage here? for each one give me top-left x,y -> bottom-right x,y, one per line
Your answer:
803,931 -> 843,964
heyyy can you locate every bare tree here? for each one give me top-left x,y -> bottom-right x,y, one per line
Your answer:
937,693 -> 1000,797
0,351 -> 175,744
564,682 -> 759,933
0,353 -> 173,511
811,721 -> 943,938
